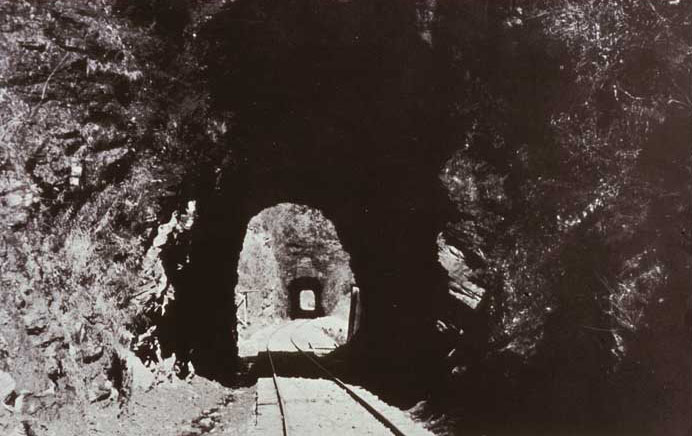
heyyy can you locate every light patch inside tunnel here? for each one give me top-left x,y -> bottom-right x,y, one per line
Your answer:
299,289 -> 316,311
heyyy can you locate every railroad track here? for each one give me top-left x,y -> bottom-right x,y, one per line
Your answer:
262,320 -> 412,436
265,325 -> 291,436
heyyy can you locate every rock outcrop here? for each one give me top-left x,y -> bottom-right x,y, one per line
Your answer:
0,1 -> 210,428
437,234 -> 486,310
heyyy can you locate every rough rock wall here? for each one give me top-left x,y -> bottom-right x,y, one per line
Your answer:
437,234 -> 486,311
0,1 -> 207,430
0,0 -> 138,418
235,214 -> 285,331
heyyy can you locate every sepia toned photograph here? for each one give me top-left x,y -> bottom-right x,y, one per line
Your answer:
0,1 -> 690,435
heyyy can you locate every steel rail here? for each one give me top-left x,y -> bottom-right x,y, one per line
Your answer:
290,323 -> 409,436
265,326 -> 291,436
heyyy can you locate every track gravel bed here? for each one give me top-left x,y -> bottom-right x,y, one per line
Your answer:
251,319 -> 436,436
278,376 -> 394,435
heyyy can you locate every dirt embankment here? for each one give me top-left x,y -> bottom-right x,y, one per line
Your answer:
1,374 -> 255,436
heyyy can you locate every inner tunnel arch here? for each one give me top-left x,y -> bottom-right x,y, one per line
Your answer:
288,276 -> 324,319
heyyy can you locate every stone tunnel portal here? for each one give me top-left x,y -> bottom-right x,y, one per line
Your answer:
234,203 -> 355,356
154,0 -> 456,382
289,276 -> 324,319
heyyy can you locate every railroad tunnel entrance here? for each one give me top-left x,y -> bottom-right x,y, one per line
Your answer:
234,203 -> 355,357
289,277 -> 324,319
148,0 -> 456,388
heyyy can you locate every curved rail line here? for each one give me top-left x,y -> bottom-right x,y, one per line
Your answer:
288,321 -> 410,436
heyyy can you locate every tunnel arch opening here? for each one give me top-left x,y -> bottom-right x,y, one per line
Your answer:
234,202 -> 356,356
289,276 -> 324,319
147,0 -> 456,387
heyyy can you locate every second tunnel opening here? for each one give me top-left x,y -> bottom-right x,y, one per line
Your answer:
234,203 -> 356,357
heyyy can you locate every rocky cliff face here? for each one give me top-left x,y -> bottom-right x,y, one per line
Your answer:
1,0 -> 135,419
0,1 -> 214,430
